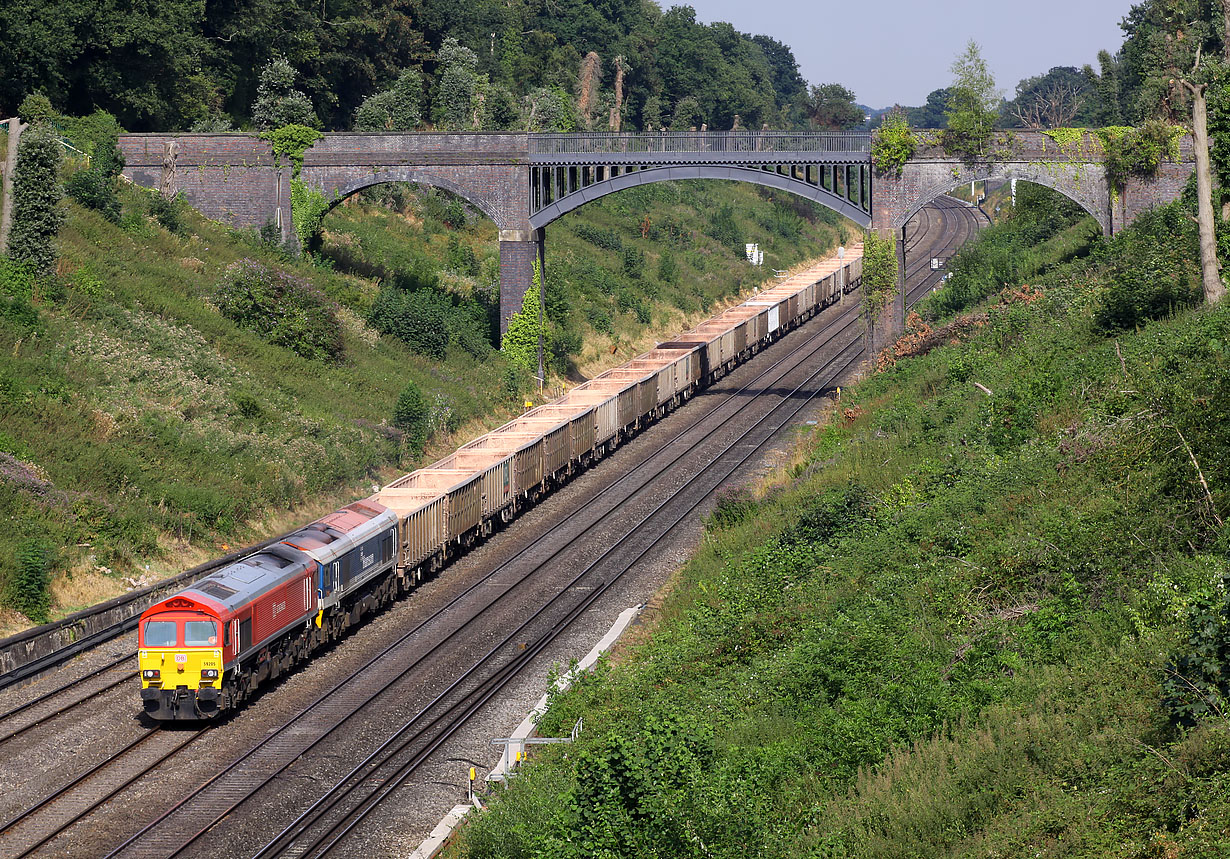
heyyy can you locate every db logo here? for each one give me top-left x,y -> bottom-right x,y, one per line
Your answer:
175,654 -> 187,664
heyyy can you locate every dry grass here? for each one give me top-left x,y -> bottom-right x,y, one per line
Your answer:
50,567 -> 132,615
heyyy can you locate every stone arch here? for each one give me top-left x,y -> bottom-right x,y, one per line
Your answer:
895,162 -> 1110,235
312,171 -> 505,227
528,164 -> 873,230
299,162 -> 531,232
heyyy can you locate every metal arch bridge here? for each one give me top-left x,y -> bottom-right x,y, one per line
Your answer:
526,131 -> 873,229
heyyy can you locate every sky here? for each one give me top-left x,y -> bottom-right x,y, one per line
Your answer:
685,0 -> 1137,108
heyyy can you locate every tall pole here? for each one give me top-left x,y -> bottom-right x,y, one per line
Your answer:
536,230 -> 545,389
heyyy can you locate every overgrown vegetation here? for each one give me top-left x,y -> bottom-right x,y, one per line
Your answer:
1101,119 -> 1182,190
941,40 -> 1002,161
503,261 -> 548,378
453,180 -> 1230,859
869,108 -> 915,176
213,259 -> 345,362
859,230 -> 897,326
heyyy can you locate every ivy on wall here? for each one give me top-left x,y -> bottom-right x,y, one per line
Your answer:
861,231 -> 898,326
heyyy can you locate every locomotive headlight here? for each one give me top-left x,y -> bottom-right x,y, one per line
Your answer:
200,669 -> 219,679
142,669 -> 160,680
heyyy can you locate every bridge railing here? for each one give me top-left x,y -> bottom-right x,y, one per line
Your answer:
529,131 -> 871,155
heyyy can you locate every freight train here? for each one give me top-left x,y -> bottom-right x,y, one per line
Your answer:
137,248 -> 864,719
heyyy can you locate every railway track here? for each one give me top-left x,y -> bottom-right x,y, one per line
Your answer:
0,652 -> 135,746
0,280 -> 862,858
101,298 -> 866,859
0,208 -> 984,858
903,196 -> 989,307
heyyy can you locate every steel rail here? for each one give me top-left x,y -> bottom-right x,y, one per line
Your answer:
1,729 -> 209,859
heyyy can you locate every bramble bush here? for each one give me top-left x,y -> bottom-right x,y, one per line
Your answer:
368,286 -> 452,359
213,259 -> 344,361
149,192 -> 189,236
1091,201 -> 1200,332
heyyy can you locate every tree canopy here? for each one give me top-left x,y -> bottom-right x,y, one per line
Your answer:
0,0 -> 833,135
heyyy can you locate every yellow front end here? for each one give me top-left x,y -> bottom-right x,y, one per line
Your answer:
139,647 -> 225,720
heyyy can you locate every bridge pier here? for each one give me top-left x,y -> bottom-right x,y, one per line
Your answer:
498,229 -> 544,341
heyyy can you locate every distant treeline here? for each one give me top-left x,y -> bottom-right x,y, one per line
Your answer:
0,0 -> 864,134
874,0 -> 1228,131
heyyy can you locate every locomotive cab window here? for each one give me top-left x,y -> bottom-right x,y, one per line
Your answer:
185,620 -> 219,646
143,620 -> 178,647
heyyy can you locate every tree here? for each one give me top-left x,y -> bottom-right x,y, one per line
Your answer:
527,87 -> 576,132
503,261 -> 549,378
354,68 -> 424,132
7,125 -> 64,278
17,93 -> 55,125
943,40 -> 1002,160
1182,71 -> 1223,302
1007,66 -> 1092,128
906,88 -> 952,128
805,83 -> 863,129
670,96 -> 704,131
252,57 -> 318,131
1092,50 -> 1125,126
434,38 -> 480,130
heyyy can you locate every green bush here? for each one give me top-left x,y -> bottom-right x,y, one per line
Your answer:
871,108 -> 917,176
7,125 -> 64,276
1163,569 -> 1230,723
1102,120 -> 1179,191
573,223 -> 623,252
0,256 -> 37,301
392,381 -> 429,455
657,250 -> 678,284
443,198 -> 467,229
705,203 -> 741,253
503,262 -> 549,375
706,485 -> 758,530
446,234 -> 479,276
860,230 -> 898,324
1092,202 -> 1200,332
9,540 -> 52,623
620,245 -> 645,281
213,259 -> 344,361
65,168 -> 121,222
149,192 -> 188,236
18,94 -> 56,125
368,286 -> 451,358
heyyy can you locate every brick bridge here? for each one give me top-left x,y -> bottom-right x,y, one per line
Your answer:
116,130 -> 1193,341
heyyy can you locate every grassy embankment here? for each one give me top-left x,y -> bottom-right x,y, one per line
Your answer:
452,184 -> 1230,857
0,171 -> 845,632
